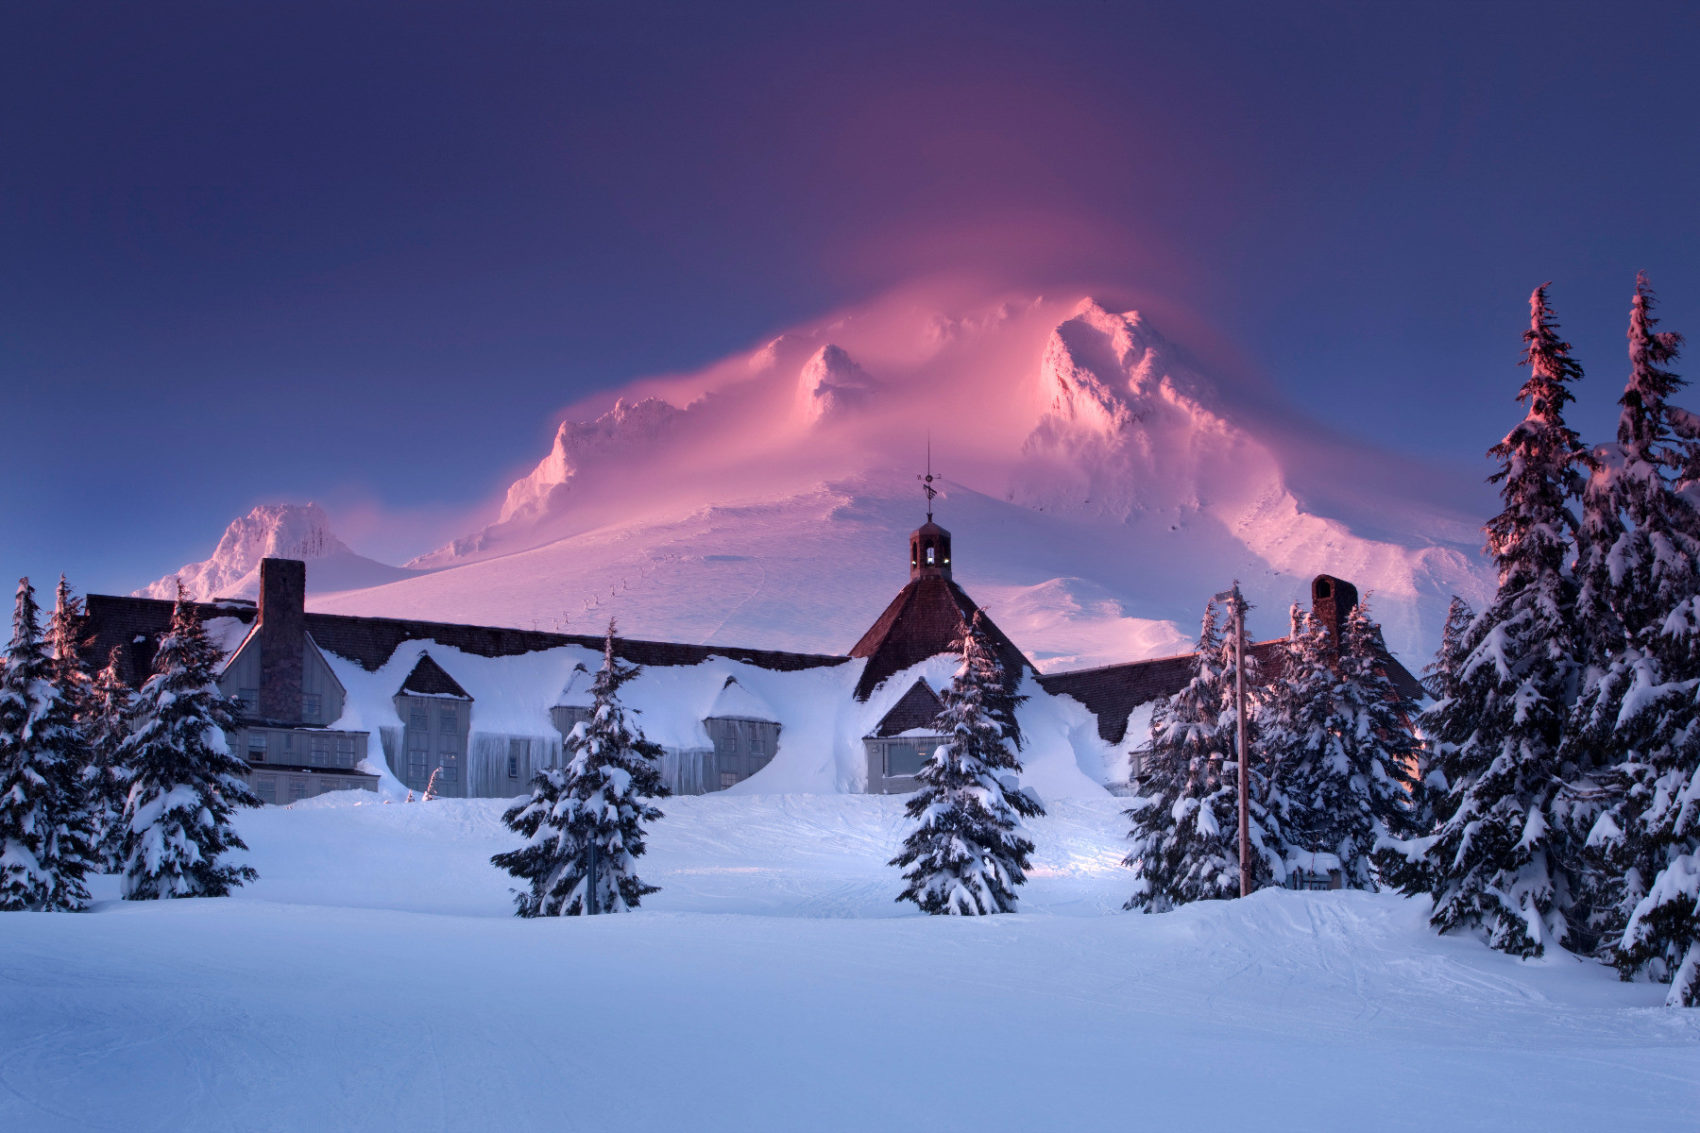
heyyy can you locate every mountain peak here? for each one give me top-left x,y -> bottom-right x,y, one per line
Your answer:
139,503 -> 346,600
797,344 -> 877,425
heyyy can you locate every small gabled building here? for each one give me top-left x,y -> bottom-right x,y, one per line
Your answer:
864,679 -> 947,794
703,677 -> 782,792
393,652 -> 473,797
848,514 -> 1031,792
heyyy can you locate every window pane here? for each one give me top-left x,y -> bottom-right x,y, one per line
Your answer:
885,742 -> 929,777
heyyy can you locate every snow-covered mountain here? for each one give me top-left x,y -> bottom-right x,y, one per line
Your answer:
139,503 -> 418,601
152,292 -> 1495,667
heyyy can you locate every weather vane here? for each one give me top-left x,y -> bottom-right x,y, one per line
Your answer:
918,433 -> 938,521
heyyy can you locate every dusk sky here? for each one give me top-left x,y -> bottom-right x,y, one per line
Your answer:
5,1 -> 1698,596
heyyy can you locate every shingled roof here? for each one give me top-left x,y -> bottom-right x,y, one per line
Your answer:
83,593 -> 850,687
871,679 -> 946,737
1037,638 -> 1426,745
397,652 -> 472,699
847,575 -> 1030,701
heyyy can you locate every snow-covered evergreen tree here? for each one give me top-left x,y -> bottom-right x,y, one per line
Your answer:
1568,275 -> 1700,1001
0,578 -> 98,911
492,620 -> 667,916
1412,595 -> 1476,832
1382,284 -> 1586,956
118,586 -> 259,899
1125,596 -> 1284,911
1423,596 -> 1477,704
85,648 -> 135,869
892,610 -> 1043,915
1264,600 -> 1418,888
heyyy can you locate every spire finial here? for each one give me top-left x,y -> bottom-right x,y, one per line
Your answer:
918,433 -> 937,521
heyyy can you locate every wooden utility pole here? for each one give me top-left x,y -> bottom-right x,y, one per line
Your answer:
1215,583 -> 1252,898
1232,584 -> 1250,898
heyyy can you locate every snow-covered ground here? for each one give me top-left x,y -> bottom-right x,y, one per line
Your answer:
3,794 -> 1693,1132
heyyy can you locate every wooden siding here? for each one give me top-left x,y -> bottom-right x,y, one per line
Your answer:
218,632 -> 345,726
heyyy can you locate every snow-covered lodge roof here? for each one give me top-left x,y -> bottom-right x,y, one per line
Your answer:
82,528 -> 1423,762
85,594 -> 849,689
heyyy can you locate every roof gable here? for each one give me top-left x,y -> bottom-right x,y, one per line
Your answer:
847,576 -> 1029,701
871,679 -> 945,737
396,652 -> 472,700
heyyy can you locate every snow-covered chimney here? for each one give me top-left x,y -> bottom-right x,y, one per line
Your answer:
258,557 -> 306,723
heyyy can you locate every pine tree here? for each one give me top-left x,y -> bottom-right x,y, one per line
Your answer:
1125,597 -> 1285,911
492,620 -> 667,916
85,648 -> 135,869
45,576 -> 100,868
0,578 -> 98,910
1383,284 -> 1586,956
1264,601 -> 1420,888
1412,595 -> 1477,832
1576,274 -> 1700,1001
892,610 -> 1043,915
1423,596 -> 1477,704
118,585 -> 259,899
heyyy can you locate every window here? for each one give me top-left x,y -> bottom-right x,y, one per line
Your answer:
247,732 -> 268,762
884,742 -> 931,778
410,707 -> 428,730
288,779 -> 307,801
719,771 -> 739,790
302,692 -> 322,719
507,738 -> 526,778
238,688 -> 260,713
926,546 -> 936,564
438,705 -> 458,733
337,736 -> 355,768
255,776 -> 277,804
407,753 -> 428,781
310,737 -> 332,767
438,765 -> 458,783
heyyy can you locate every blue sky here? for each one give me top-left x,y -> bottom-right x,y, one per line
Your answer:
3,1 -> 1697,595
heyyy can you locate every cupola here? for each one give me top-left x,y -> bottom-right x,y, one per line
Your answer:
909,520 -> 952,581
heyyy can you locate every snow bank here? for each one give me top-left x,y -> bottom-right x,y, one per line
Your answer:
2,794 -> 1690,1133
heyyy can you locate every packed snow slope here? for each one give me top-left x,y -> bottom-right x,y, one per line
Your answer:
3,794 -> 1692,1133
156,291 -> 1494,663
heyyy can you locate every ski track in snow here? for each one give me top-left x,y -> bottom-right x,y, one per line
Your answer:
1,793 -> 1694,1132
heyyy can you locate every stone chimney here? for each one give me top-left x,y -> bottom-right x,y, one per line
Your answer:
1310,574 -> 1359,662
257,557 -> 306,723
